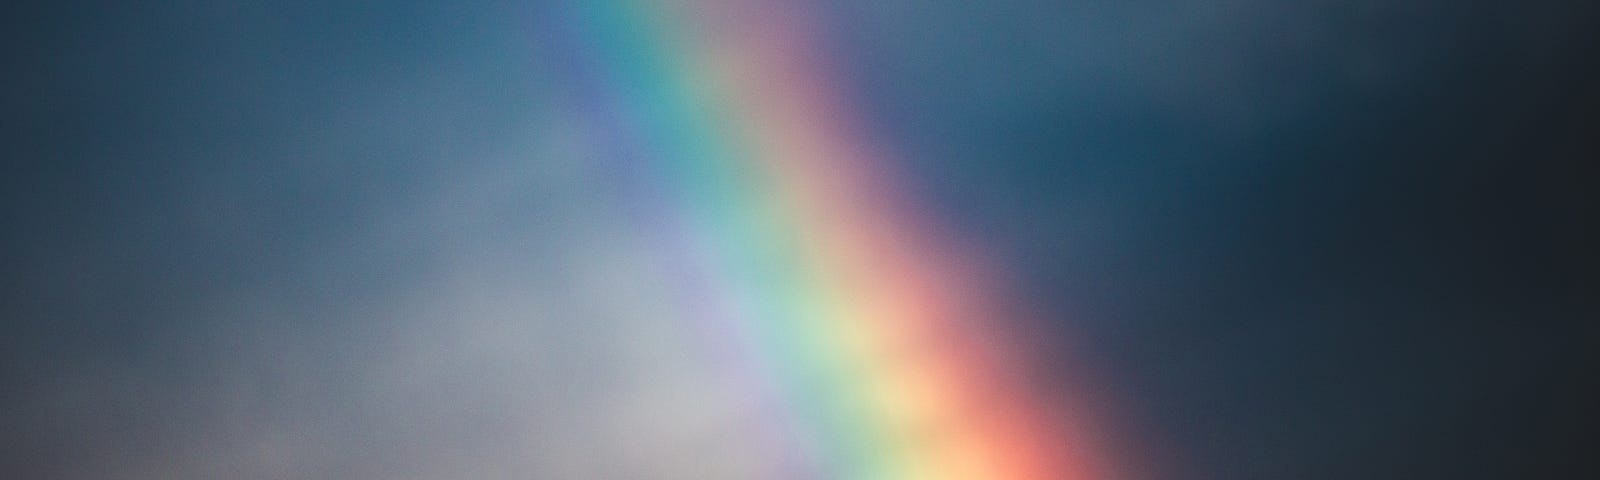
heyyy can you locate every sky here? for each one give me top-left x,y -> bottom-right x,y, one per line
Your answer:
2,1 -> 1596,479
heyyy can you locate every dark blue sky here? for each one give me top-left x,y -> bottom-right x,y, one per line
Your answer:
3,1 -> 1597,478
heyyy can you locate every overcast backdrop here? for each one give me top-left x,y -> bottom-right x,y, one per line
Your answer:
3,1 -> 1597,479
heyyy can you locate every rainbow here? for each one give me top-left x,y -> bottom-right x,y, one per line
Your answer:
545,0 -> 1117,478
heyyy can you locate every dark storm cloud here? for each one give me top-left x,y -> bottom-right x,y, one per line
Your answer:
817,1 -> 1598,478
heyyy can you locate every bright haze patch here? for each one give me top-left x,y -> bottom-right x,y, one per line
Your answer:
3,1 -> 766,478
